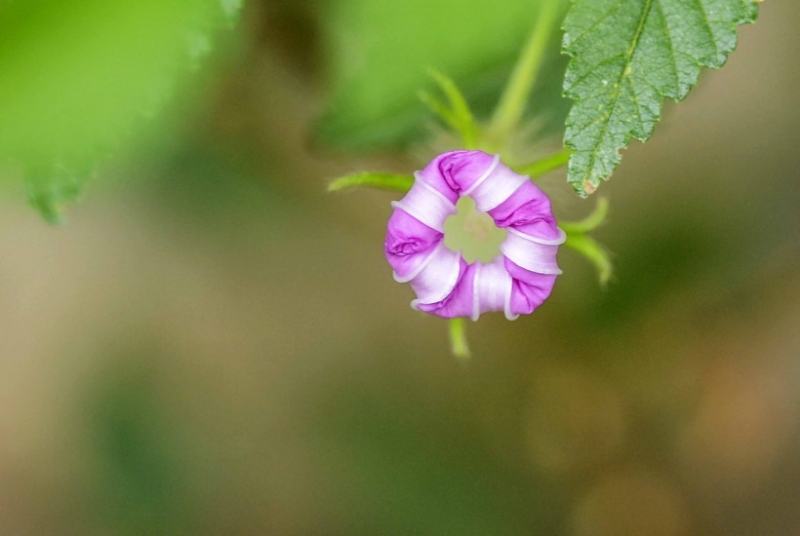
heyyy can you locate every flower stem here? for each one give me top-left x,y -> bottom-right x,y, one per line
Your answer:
449,318 -> 471,360
489,0 -> 561,143
517,148 -> 572,178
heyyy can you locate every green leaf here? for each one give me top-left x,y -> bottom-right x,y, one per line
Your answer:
328,172 -> 414,193
562,0 -> 759,196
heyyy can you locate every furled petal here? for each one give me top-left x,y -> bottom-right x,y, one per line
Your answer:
504,258 -> 559,318
488,181 -> 562,240
414,256 -> 513,320
385,209 -> 442,282
390,173 -> 456,232
414,262 -> 476,318
500,227 -> 565,275
464,158 -> 527,213
408,241 -> 464,305
471,256 -> 514,320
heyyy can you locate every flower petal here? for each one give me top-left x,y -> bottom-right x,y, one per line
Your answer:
390,174 -> 456,233
500,227 -> 566,275
385,209 -> 443,281
408,241 -> 464,305
472,256 -> 513,320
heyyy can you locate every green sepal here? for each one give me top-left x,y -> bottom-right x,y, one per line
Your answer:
419,69 -> 479,149
560,197 -> 608,234
328,172 -> 414,193
564,233 -> 612,286
561,197 -> 612,285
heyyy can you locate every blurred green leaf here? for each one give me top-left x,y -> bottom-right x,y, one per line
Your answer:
317,0 -> 569,150
24,156 -> 100,225
0,0 -> 240,220
87,352 -> 190,536
562,0 -> 759,196
219,0 -> 243,22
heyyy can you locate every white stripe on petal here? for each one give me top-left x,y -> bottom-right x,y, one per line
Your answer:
391,174 -> 455,232
462,154 -> 500,197
473,256 -> 511,320
470,165 -> 528,213
506,227 -> 567,245
500,227 -> 566,275
392,239 -> 443,283
408,242 -> 462,305
504,284 -> 518,321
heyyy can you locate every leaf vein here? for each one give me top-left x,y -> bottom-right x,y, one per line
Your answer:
580,0 -> 655,190
654,0 -> 680,96
566,0 -> 627,50
693,0 -> 720,65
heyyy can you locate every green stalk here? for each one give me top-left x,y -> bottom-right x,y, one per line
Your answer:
488,0 -> 561,143
449,318 -> 471,360
517,148 -> 572,178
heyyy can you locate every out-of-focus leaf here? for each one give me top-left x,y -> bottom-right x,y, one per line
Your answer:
0,0 -> 241,220
317,0 -> 569,150
24,157 -> 101,225
562,0 -> 759,196
219,0 -> 243,22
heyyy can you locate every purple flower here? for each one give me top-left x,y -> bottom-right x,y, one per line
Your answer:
385,150 -> 565,320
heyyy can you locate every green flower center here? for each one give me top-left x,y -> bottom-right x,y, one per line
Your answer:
444,196 -> 507,263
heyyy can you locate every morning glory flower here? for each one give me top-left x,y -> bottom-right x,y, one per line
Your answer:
385,150 -> 565,320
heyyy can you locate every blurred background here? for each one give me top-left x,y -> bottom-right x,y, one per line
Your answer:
1,0 -> 798,534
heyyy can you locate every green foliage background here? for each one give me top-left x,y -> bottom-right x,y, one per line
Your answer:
0,0 -> 235,221
316,0 -> 571,149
